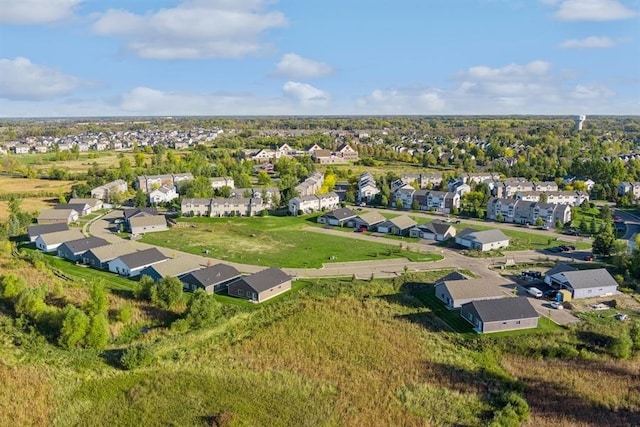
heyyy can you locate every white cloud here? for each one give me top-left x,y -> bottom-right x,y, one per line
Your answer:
0,0 -> 81,24
559,36 -> 621,48
91,0 -> 287,59
282,81 -> 330,106
0,57 -> 92,101
357,60 -> 628,115
273,53 -> 333,79
356,88 -> 445,114
550,0 -> 636,21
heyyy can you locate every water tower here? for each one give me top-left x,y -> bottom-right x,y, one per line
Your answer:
575,115 -> 586,131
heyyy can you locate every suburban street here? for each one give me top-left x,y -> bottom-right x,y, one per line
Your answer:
614,208 -> 640,243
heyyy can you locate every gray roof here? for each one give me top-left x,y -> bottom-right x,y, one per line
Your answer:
462,297 -> 539,322
27,223 -> 69,238
124,207 -> 157,219
235,267 -> 291,293
68,198 -> 102,207
183,263 -> 241,287
545,263 -> 578,278
141,257 -> 204,278
459,229 -> 509,245
115,247 -> 167,269
38,208 -> 78,221
426,220 -> 455,235
59,236 -> 109,254
437,277 -> 509,300
37,229 -> 85,246
55,203 -> 88,212
355,211 -> 386,226
559,269 -> 618,290
85,241 -> 139,262
322,207 -> 357,221
435,271 -> 470,283
389,215 -> 417,230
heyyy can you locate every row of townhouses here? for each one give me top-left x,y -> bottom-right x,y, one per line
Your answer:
288,193 -> 340,215
295,172 -> 325,197
618,181 -> 640,199
135,173 -> 195,193
181,197 -> 267,217
486,198 -> 572,226
357,172 -> 380,203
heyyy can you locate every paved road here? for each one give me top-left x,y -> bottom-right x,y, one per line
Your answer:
614,208 -> 640,242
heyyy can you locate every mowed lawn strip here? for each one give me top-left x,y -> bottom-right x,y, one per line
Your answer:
141,216 -> 442,268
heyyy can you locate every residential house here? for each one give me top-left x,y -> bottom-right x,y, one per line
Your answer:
130,215 -> 168,235
140,257 -> 204,282
209,197 -> 265,217
82,242 -> 139,270
91,179 -> 128,201
68,198 -> 103,214
295,172 -> 324,197
456,229 -> 509,251
376,215 -> 417,236
547,268 -> 618,299
533,181 -> 559,192
337,143 -> 359,161
435,277 -> 510,309
228,267 -> 292,303
409,220 -> 456,241
181,264 -> 242,294
447,180 -> 471,196
108,248 -> 168,277
518,191 -> 589,206
317,208 -> 357,226
181,198 -> 212,217
136,173 -> 194,193
37,209 -> 79,224
210,176 -> 235,190
460,297 -> 539,333
495,179 -> 535,198
348,211 -> 386,230
288,192 -> 339,216
27,223 -> 69,243
35,229 -> 84,253
394,184 -> 416,208
55,203 -> 90,217
402,173 -> 443,189
543,263 -> 578,286
357,172 -> 380,203
57,236 -> 109,262
618,182 -> 640,199
486,198 -> 571,226
149,185 -> 178,204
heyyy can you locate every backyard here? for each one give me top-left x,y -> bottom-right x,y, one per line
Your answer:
140,215 -> 443,268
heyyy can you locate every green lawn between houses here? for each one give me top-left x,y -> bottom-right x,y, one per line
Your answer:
139,215 -> 443,268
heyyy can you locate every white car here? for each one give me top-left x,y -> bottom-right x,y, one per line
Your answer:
550,301 -> 563,310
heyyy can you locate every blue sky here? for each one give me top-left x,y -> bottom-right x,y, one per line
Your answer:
0,0 -> 639,117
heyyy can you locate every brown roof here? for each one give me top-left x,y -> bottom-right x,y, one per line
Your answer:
437,277 -> 510,300
37,229 -> 85,246
130,215 -> 167,228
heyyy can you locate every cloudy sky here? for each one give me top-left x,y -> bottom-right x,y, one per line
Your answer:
0,0 -> 639,117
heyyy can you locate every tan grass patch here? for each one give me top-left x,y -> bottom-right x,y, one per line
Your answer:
503,356 -> 640,426
0,177 -> 74,196
0,363 -> 51,427
0,197 -> 56,220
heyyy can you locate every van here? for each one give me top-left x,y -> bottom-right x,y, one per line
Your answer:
527,287 -> 543,298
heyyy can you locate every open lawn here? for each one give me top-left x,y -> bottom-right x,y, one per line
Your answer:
8,151 -> 139,173
140,216 -> 443,268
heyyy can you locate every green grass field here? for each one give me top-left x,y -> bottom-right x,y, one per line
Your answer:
140,215 -> 443,268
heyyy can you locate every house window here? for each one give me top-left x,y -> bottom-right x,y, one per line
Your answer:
516,321 -> 521,324
238,289 -> 244,296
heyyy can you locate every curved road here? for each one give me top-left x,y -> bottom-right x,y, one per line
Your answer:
89,210 -> 546,280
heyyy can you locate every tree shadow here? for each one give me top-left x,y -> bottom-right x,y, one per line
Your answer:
575,330 -> 613,354
395,312 -> 449,333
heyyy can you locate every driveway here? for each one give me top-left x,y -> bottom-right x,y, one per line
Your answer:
526,296 -> 581,325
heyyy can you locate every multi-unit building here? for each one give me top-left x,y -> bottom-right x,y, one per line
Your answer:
517,191 -> 589,207
494,178 -> 535,198
91,179 -> 128,201
295,172 -> 325,197
181,197 -> 266,217
486,198 -> 572,226
311,143 -> 359,164
210,176 -> 235,189
357,172 -> 380,203
148,185 -> 179,204
288,192 -> 340,215
618,182 -> 640,199
401,173 -> 443,189
135,173 -> 194,193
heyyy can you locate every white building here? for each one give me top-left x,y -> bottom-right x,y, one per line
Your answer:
149,185 -> 179,204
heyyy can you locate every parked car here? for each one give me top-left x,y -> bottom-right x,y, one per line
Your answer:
583,255 -> 594,261
559,245 -> 570,252
567,245 -> 576,251
527,287 -> 543,298
614,313 -> 629,321
550,301 -> 563,310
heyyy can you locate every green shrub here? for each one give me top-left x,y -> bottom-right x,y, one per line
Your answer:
85,314 -> 109,350
58,304 -> 90,349
609,329 -> 633,360
0,274 -> 27,301
117,305 -> 133,323
120,344 -> 154,370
